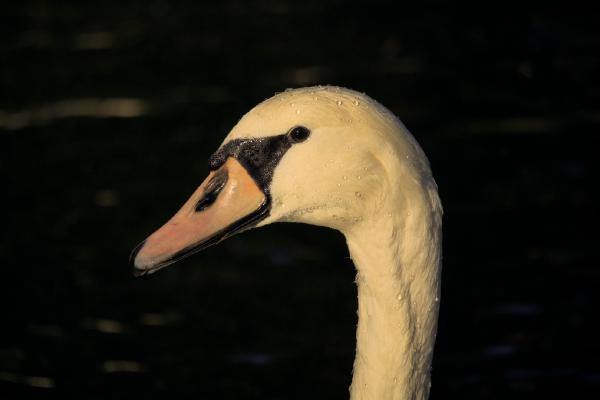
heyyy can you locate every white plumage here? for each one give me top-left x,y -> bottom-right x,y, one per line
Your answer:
134,86 -> 443,400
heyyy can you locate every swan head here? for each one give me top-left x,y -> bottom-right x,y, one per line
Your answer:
131,86 -> 435,275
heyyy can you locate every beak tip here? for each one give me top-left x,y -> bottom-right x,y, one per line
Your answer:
130,239 -> 146,262
130,239 -> 148,277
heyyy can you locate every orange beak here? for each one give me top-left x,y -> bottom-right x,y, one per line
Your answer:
131,157 -> 268,275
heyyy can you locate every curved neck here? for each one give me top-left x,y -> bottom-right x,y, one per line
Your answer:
344,185 -> 442,400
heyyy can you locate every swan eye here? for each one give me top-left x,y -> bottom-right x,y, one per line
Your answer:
288,126 -> 311,143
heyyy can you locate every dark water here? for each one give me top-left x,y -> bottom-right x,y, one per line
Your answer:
2,2 -> 599,399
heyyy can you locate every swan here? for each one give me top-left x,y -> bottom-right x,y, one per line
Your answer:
131,86 -> 443,400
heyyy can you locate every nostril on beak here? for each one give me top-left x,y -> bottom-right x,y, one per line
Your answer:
195,168 -> 228,212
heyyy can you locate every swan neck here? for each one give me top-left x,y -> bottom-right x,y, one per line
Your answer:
345,200 -> 442,400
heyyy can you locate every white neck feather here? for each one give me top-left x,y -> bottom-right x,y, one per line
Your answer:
344,175 -> 442,400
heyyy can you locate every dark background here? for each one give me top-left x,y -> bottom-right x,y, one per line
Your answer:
2,1 -> 599,399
